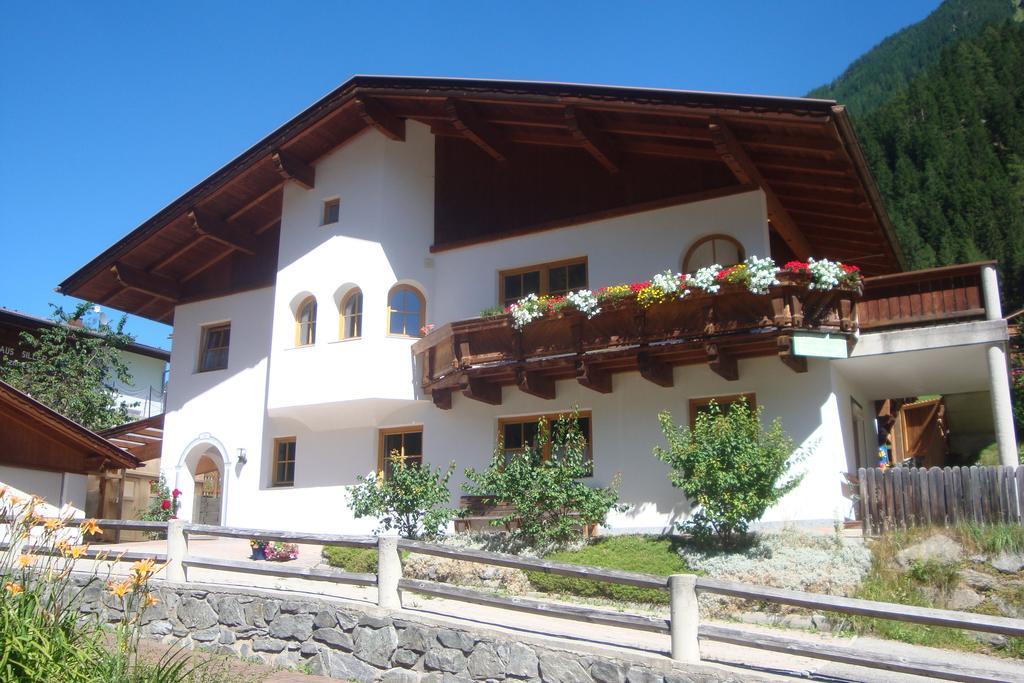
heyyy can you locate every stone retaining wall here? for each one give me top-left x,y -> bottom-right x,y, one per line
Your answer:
72,576 -> 756,682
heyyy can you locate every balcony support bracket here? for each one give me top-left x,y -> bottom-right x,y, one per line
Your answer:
517,370 -> 556,400
431,389 -> 453,410
638,352 -> 673,388
706,344 -> 739,381
576,360 -> 612,394
462,378 -> 502,405
778,335 -> 808,373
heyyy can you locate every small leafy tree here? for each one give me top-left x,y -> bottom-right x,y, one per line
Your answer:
654,399 -> 805,545
463,413 -> 624,548
348,454 -> 456,539
0,303 -> 136,430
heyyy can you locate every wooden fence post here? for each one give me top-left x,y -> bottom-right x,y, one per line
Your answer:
166,519 -> 188,583
377,535 -> 401,609
669,574 -> 699,663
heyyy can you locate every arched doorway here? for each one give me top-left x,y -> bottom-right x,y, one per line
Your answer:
192,454 -> 222,525
175,437 -> 229,526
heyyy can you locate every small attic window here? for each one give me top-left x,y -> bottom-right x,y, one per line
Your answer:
322,198 -> 340,225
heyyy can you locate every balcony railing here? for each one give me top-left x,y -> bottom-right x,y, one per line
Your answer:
859,260 -> 995,331
412,273 -> 859,408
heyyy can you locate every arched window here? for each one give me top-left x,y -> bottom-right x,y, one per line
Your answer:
340,288 -> 363,340
682,235 -> 744,273
295,296 -> 317,346
387,285 -> 425,337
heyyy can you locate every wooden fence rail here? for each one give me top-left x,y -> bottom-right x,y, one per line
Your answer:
858,465 -> 1024,534
6,517 -> 1021,682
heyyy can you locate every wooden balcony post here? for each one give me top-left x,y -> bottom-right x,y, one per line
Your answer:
669,574 -> 700,663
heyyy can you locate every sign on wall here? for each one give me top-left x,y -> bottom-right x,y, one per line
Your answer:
791,331 -> 849,359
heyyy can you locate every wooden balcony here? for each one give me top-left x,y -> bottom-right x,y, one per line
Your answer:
412,273 -> 859,408
859,260 -> 994,331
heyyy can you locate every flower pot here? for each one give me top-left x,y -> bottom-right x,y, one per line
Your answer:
250,547 -> 266,561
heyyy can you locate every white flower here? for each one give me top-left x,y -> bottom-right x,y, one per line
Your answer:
807,257 -> 844,291
651,270 -> 685,297
689,265 -> 722,294
509,294 -> 547,330
743,255 -> 780,295
565,289 -> 601,319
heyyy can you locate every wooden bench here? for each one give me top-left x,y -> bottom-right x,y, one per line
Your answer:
453,496 -> 598,536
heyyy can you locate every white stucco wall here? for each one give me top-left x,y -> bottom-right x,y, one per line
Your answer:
113,352 -> 167,418
0,466 -> 86,513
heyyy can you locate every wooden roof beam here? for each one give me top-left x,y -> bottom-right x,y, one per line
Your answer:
112,263 -> 180,302
778,335 -> 808,373
271,150 -> 315,190
462,377 -> 502,405
565,106 -> 621,173
445,99 -> 508,162
354,97 -> 406,142
709,117 -> 811,260
188,209 -> 257,256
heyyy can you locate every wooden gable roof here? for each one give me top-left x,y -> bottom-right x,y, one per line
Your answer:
58,76 -> 907,324
0,380 -> 141,473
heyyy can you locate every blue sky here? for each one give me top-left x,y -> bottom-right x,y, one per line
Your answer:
0,1 -> 940,349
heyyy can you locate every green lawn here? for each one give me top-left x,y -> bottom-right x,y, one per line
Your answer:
526,535 -> 691,605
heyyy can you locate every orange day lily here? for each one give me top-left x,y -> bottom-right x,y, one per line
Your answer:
107,581 -> 132,598
43,517 -> 64,531
144,593 -> 160,607
80,519 -> 103,536
4,582 -> 23,596
17,554 -> 34,568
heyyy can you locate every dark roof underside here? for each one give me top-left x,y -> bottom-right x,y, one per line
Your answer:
59,76 -> 906,324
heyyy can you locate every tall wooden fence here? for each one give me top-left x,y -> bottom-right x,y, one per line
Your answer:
858,465 -> 1024,535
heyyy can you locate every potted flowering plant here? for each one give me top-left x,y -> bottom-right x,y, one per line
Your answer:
264,541 -> 299,562
140,475 -> 181,538
249,539 -> 268,560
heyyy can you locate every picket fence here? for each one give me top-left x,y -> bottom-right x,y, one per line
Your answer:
857,465 -> 1024,535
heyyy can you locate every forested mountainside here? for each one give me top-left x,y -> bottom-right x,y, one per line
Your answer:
854,20 -> 1024,307
809,1 -> 1024,308
808,0 -> 1017,116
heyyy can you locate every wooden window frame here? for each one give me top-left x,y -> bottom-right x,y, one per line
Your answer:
377,426 -> 424,479
295,296 -> 317,347
322,198 -> 340,226
339,288 -> 364,340
688,393 -> 756,429
386,285 -> 426,338
497,411 -> 594,472
682,235 -> 744,273
198,322 -> 230,373
498,256 -> 588,307
272,437 -> 296,487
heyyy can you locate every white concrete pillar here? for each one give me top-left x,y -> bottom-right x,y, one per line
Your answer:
982,264 -> 1002,321
165,519 -> 188,583
986,342 -> 1019,466
669,574 -> 700,663
377,536 -> 402,609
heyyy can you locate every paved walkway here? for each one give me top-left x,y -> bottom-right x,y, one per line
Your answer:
90,536 -> 1024,682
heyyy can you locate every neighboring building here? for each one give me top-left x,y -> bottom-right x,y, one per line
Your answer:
0,306 -> 170,419
57,77 -> 1019,533
0,379 -> 140,517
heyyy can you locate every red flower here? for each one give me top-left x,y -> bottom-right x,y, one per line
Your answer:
171,489 -> 181,498
841,264 -> 860,274
784,260 -> 810,273
716,266 -> 738,281
629,281 -> 650,292
161,499 -> 171,510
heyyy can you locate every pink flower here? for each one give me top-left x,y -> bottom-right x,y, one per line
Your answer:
171,489 -> 181,498
161,499 -> 171,511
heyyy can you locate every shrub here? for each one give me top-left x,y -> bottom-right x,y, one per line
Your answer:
526,535 -> 690,604
348,454 -> 456,539
463,412 -> 624,548
322,547 -> 378,573
654,399 -> 805,545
